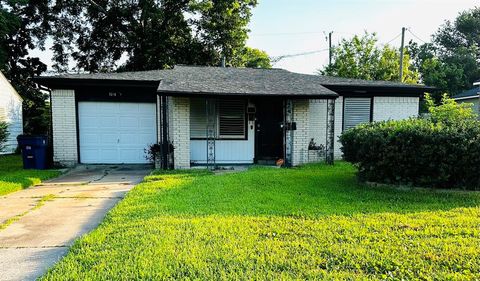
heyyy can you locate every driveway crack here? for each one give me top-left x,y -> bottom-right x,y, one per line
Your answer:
91,168 -> 111,183
0,194 -> 56,231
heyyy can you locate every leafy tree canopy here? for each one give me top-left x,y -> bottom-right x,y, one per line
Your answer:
319,32 -> 419,84
0,0 -> 50,135
0,0 -> 263,135
408,7 -> 480,98
51,0 -> 259,72
233,47 -> 271,68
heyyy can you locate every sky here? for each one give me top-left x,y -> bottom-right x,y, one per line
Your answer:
32,0 -> 478,74
246,0 -> 478,74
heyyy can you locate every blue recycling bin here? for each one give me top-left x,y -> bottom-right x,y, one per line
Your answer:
17,135 -> 48,170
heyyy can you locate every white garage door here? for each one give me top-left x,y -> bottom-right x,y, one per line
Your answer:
78,102 -> 157,164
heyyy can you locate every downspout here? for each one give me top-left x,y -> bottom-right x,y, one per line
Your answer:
477,84 -> 480,116
474,81 -> 480,117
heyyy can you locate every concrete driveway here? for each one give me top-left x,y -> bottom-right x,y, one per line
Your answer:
0,165 -> 151,281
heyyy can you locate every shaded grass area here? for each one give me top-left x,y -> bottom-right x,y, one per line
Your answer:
0,155 -> 61,196
43,163 -> 480,280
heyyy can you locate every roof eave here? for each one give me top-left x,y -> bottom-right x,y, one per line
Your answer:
156,89 -> 338,99
323,84 -> 435,96
34,77 -> 160,89
453,95 -> 480,101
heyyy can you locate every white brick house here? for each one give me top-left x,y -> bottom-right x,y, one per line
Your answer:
36,66 -> 429,168
0,71 -> 23,154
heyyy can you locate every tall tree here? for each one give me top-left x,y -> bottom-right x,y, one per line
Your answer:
408,7 -> 480,98
232,47 -> 271,68
191,0 -> 257,66
51,0 -> 258,72
0,0 -> 51,135
319,32 -> 419,84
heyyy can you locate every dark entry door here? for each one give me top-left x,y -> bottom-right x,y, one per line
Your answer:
255,99 -> 284,162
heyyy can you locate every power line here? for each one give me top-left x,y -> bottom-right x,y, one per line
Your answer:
383,32 -> 403,46
406,28 -> 429,44
250,30 -> 355,37
270,48 -> 330,65
250,31 -> 326,37
263,28 -> 429,66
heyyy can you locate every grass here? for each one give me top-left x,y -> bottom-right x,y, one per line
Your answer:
42,163 -> 480,280
0,154 -> 61,196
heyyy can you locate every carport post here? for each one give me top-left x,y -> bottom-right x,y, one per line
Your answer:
158,94 -> 169,169
326,98 -> 335,165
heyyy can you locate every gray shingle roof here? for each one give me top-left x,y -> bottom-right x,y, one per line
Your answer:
453,87 -> 480,99
157,66 -> 337,97
36,65 -> 432,97
39,69 -> 167,81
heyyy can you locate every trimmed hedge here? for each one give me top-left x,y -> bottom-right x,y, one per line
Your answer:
340,119 -> 480,190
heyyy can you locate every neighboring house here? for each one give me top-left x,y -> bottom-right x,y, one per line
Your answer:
0,71 -> 23,154
35,66 -> 430,168
453,82 -> 480,115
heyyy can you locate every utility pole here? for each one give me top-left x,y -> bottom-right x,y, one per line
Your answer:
399,27 -> 406,82
328,31 -> 333,67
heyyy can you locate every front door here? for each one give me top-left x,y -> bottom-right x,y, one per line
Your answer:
254,99 -> 284,163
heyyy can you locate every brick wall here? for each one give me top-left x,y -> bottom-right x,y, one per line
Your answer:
292,99 -> 310,166
309,99 -> 327,147
308,97 -> 343,161
51,89 -> 78,167
169,97 -> 190,169
373,97 -> 419,121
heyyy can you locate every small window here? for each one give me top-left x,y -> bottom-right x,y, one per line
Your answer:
189,98 -> 246,139
343,98 -> 372,130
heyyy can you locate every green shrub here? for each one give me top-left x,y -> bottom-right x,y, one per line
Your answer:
340,97 -> 480,190
0,121 -> 9,153
425,93 -> 478,124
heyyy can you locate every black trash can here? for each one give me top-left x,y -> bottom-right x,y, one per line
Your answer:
17,135 -> 48,170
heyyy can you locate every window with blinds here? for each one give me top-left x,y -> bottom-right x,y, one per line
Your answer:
218,99 -> 246,138
190,98 -> 208,138
190,98 -> 246,139
343,98 -> 372,130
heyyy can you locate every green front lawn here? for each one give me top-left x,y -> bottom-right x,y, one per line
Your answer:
43,163 -> 480,280
0,154 -> 61,196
